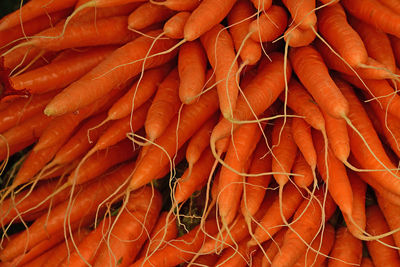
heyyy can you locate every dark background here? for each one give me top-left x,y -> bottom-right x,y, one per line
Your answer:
1,0 -> 22,18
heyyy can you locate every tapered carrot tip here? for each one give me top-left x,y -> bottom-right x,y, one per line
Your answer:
0,64 -> 30,101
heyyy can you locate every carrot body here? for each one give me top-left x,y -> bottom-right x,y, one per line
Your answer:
323,110 -> 350,162
163,12 -> 190,39
129,88 -> 219,190
328,226 -> 363,266
292,152 -> 314,189
282,0 -> 316,29
44,30 -> 178,116
178,40 -> 207,104
9,46 -> 115,94
289,45 -> 349,119
291,117 -> 317,169
200,24 -> 239,119
376,193 -> 400,253
284,24 -> 316,47
183,0 -> 236,41
214,237 -> 254,267
249,5 -> 288,42
128,2 -> 174,30
145,68 -> 180,141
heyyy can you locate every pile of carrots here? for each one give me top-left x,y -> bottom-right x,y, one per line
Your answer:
1,0 -> 400,266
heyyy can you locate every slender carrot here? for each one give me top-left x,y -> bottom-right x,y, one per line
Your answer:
214,237 -> 254,267
289,45 -> 349,119
74,0 -> 147,9
149,0 -> 200,11
163,12 -> 190,39
128,2 -> 174,30
44,30 -> 178,116
129,87 -> 219,191
282,0 -> 316,30
328,226 -> 363,266
249,5 -> 288,42
9,46 -> 116,94
342,0 -> 400,38
365,205 -> 400,267
200,23 -> 239,119
145,68 -> 181,141
0,163 -> 134,261
291,117 -> 317,169
73,2 -> 141,21
228,0 -> 261,66
0,0 -> 78,31
376,193 -> 400,254
178,40 -> 207,104
260,228 -> 287,267
292,152 -> 314,189
93,186 -> 162,267
183,0 -> 237,41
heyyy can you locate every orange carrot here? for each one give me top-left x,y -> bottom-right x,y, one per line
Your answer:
228,0 -> 261,66
200,23 -> 239,119
163,12 -> 190,39
360,257 -> 375,267
214,237 -> 254,267
376,193 -> 400,254
93,186 -> 162,267
9,46 -> 115,94
250,0 -> 272,11
365,205 -> 400,267
284,23 -> 316,47
291,117 -> 317,169
183,0 -> 237,41
74,0 -> 146,9
145,68 -> 181,141
178,40 -> 207,104
260,229 -> 286,267
328,226 -> 363,266
44,30 -> 178,116
128,2 -> 174,30
129,87 -> 219,191
249,5 -> 288,42
282,0 -> 317,30
150,0 -> 200,11
292,152 -> 314,189
289,45 -> 349,119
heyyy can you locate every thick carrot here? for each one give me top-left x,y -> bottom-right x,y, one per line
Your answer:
0,163 -> 134,261
292,152 -> 314,189
328,226 -> 363,266
183,0 -> 236,41
9,46 -> 115,94
228,0 -> 261,66
93,186 -> 162,267
145,68 -> 180,141
150,0 -> 200,11
129,87 -> 219,191
130,219 -> 218,267
128,2 -> 174,30
365,205 -> 400,267
376,193 -> 400,254
291,117 -> 317,169
44,30 -> 178,116
200,23 -> 239,119
289,45 -> 349,119
178,40 -> 207,104
249,5 -> 288,42
284,24 -> 316,48
282,0 -> 316,30
317,3 -> 368,67
163,12 -> 190,39
342,0 -> 400,38
0,0 -> 77,31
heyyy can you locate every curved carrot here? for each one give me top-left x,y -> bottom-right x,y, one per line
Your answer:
249,5 -> 288,42
291,117 -> 316,169
328,226 -> 363,266
128,2 -> 174,30
44,30 -> 178,116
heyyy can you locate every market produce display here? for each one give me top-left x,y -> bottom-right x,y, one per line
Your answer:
1,0 -> 400,266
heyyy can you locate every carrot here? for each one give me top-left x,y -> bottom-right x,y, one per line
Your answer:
228,0 -> 261,66
289,45 -> 349,119
128,2 -> 174,30
93,186 -> 162,267
291,117 -> 317,169
145,68 -> 181,141
184,254 -> 219,267
107,65 -> 171,121
349,16 -> 397,73
293,223 -> 335,267
210,52 -> 291,144
129,87 -> 219,191
365,205 -> 400,267
73,2 -> 141,21
149,0 -> 200,11
0,91 -> 57,133
185,113 -> 218,171
360,257 -> 375,267
248,183 -> 304,247
284,23 -> 316,48
250,0 -> 272,11
138,211 -> 177,258
389,35 -> 400,66
200,23 -> 239,119
44,30 -> 178,116
178,40 -> 207,104
282,79 -> 325,132
9,46 -> 115,94
0,163 -> 134,261
337,77 -> 400,196
163,12 -> 190,39
342,172 -> 367,239
249,5 -> 288,43
260,229 -> 287,267
322,110 -> 350,163
0,0 -> 77,31
74,0 -> 146,9
292,152 -> 314,189
282,0 -> 317,30
174,148 -> 216,204
241,133 -> 273,217
183,0 -> 237,41
328,226 -> 363,266
342,0 -> 400,38
130,219 -> 218,267
379,0 -> 400,14
317,3 -> 368,67
376,193 -> 400,254
214,237 -> 254,267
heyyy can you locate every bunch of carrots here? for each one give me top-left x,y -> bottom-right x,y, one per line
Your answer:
1,0 -> 400,266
